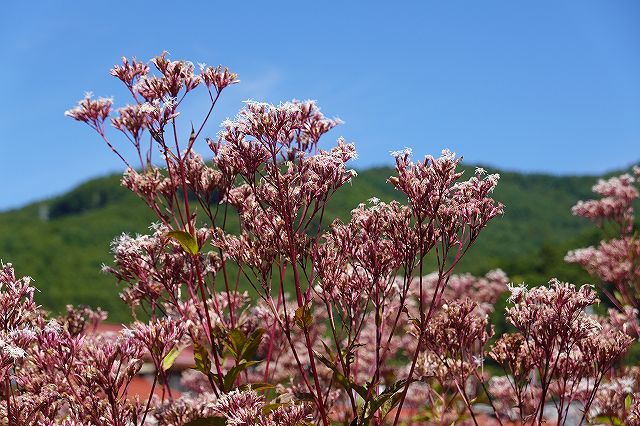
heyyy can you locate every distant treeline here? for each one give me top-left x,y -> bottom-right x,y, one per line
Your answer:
0,165 -> 621,325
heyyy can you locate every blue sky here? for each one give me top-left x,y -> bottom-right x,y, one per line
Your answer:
1,1 -> 638,210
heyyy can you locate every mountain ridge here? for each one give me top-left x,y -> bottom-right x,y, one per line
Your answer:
4,158 -> 635,214
0,163 -> 624,321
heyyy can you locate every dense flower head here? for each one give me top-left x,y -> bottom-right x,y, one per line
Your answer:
152,392 -> 218,425
181,152 -> 226,197
74,330 -> 145,391
578,318 -> 633,373
134,74 -> 168,103
390,149 -> 463,218
506,279 -> 600,346
210,389 -> 264,425
502,278 -> 609,414
419,298 -> 492,382
0,290 -> 154,426
64,93 -> 113,130
489,332 -> 537,379
566,238 -> 640,283
246,143 -> 357,215
142,52 -> 201,99
111,103 -> 150,141
213,118 -> 357,289
104,224 -> 218,309
328,201 -> 413,280
259,402 -> 312,426
488,279 -> 635,424
139,97 -> 180,130
572,172 -> 638,232
68,52 -> 241,178
199,63 -> 239,93
61,304 -> 107,336
0,337 -> 26,384
390,150 -> 503,253
0,383 -> 63,425
127,317 -> 188,366
213,132 -> 271,178
566,237 -> 640,308
219,99 -> 342,156
110,56 -> 149,87
0,262 -> 39,331
121,166 -> 173,203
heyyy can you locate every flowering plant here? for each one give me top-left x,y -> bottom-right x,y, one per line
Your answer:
0,52 -> 636,425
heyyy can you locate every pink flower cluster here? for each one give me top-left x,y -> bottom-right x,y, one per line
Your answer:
489,281 -> 633,424
567,167 -> 640,316
571,172 -> 638,234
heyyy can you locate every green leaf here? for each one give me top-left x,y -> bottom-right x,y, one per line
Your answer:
240,328 -> 264,361
161,346 -> 184,371
352,383 -> 369,400
320,341 -> 335,363
193,342 -> 212,375
183,417 -> 227,426
593,416 -> 623,426
364,379 -> 408,421
238,382 -> 275,392
168,230 -> 199,255
625,393 -> 633,410
223,360 -> 261,392
224,327 -> 264,362
314,351 -> 334,370
294,304 -> 313,329
226,328 -> 247,361
378,391 -> 404,420
614,290 -> 624,306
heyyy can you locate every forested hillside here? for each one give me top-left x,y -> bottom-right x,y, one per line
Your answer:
0,165 -> 613,322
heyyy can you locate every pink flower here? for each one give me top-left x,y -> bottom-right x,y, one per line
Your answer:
64,93 -> 112,130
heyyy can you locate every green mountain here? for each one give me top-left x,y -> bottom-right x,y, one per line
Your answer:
0,165 -> 609,322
